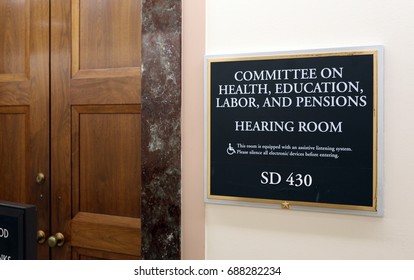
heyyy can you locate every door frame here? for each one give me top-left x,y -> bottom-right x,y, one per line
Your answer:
140,0 -> 182,259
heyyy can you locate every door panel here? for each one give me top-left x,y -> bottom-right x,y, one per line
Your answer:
51,0 -> 142,259
0,107 -> 29,202
71,212 -> 140,259
0,0 -> 29,81
0,0 -> 50,259
72,106 -> 141,218
76,0 -> 140,70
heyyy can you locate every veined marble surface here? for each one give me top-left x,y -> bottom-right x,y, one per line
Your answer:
141,0 -> 181,260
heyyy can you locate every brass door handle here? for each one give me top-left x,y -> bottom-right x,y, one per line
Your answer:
36,172 -> 46,184
37,230 -> 46,244
47,232 -> 65,248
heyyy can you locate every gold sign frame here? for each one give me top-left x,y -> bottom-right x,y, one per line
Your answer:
205,46 -> 383,216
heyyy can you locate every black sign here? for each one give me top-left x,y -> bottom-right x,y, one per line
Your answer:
0,201 -> 36,260
206,48 -> 382,213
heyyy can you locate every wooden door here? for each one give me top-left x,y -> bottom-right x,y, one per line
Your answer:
0,0 -> 50,259
50,0 -> 142,259
1,0 -> 141,260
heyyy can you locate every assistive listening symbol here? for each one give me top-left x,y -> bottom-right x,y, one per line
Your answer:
227,143 -> 236,155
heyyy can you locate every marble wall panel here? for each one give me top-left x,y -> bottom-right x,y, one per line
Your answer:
141,0 -> 182,260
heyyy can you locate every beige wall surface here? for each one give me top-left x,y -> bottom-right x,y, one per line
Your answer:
183,0 -> 414,259
182,0 -> 206,259
201,0 -> 414,259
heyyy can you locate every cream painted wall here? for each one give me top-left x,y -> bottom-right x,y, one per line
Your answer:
201,0 -> 414,259
182,0 -> 206,259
